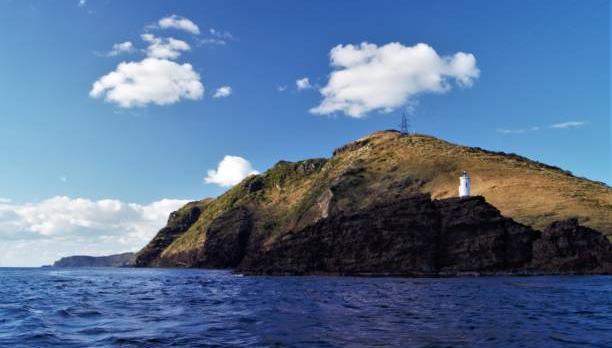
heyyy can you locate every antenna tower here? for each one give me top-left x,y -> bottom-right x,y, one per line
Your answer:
399,113 -> 410,135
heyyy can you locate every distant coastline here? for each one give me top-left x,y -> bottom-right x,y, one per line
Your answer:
50,252 -> 135,268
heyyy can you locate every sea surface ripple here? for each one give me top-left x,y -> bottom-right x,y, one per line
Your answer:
0,268 -> 610,347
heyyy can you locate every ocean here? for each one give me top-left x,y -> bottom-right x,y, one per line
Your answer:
0,268 -> 610,347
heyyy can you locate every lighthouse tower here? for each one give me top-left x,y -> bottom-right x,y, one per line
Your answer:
459,171 -> 471,197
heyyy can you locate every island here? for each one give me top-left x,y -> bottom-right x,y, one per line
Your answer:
133,131 -> 611,276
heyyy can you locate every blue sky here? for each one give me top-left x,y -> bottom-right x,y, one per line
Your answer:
0,0 -> 609,266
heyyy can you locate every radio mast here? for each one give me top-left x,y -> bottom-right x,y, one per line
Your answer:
399,112 -> 410,135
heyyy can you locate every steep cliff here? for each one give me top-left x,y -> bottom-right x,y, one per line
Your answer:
134,199 -> 212,267
135,131 -> 612,275
531,218 -> 612,274
239,195 -> 542,275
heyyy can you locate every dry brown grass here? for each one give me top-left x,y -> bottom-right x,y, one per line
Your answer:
350,131 -> 611,235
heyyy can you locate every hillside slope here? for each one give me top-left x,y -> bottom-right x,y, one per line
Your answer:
135,130 -> 611,271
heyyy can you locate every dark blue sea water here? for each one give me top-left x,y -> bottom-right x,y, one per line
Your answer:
0,268 -> 610,348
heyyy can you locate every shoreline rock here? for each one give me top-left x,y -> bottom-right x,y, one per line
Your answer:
137,194 -> 611,277
237,195 -> 611,276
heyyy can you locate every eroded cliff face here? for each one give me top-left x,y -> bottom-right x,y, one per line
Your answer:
433,197 -> 537,274
137,193 -> 612,275
238,195 -> 547,276
134,131 -> 612,275
240,193 -> 442,275
531,219 -> 612,274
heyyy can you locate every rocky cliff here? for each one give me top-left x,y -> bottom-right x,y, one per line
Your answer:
134,130 -> 612,275
239,195 -> 538,275
52,252 -> 135,268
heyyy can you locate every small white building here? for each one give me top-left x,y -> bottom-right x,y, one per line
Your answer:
459,171 -> 471,197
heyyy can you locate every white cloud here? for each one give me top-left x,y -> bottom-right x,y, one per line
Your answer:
277,85 -> 287,92
209,28 -> 233,40
498,121 -> 587,134
198,29 -> 234,46
107,41 -> 134,57
158,15 -> 200,35
91,18 -> 217,109
78,0 -> 86,7
210,28 -> 231,39
205,156 -> 259,187
142,34 -> 190,59
199,38 -> 227,46
497,126 -> 541,134
0,196 -> 189,266
213,86 -> 232,98
310,42 -> 480,118
90,57 -> 204,108
59,176 -> 68,183
550,121 -> 586,129
296,77 -> 312,90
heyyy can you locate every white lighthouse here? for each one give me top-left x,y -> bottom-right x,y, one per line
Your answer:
459,171 -> 471,197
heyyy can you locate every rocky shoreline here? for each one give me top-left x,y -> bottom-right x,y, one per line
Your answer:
137,194 -> 612,277
236,196 -> 611,276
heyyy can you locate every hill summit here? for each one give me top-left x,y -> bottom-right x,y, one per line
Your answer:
135,131 -> 612,275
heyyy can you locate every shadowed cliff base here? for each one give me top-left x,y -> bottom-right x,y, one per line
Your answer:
238,196 -> 611,276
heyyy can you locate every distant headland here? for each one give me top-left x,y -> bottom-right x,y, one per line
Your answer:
50,252 -> 135,268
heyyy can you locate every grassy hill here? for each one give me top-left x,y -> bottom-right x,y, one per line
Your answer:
136,130 -> 611,267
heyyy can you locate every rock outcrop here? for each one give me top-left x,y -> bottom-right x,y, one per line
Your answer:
195,207 -> 253,268
239,195 -> 550,276
136,193 -> 611,276
240,193 -> 441,275
433,197 -> 536,273
531,218 -> 612,274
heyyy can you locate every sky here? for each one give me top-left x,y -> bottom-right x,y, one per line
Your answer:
0,0 -> 609,266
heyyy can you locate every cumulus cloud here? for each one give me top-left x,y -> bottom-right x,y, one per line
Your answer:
158,15 -> 200,34
141,34 -> 190,59
296,77 -> 313,91
107,41 -> 135,57
91,17 -> 207,108
310,42 -> 480,118
550,121 -> 586,129
78,0 -> 86,8
90,58 -> 204,108
204,156 -> 259,187
0,196 -> 189,266
213,86 -> 232,98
